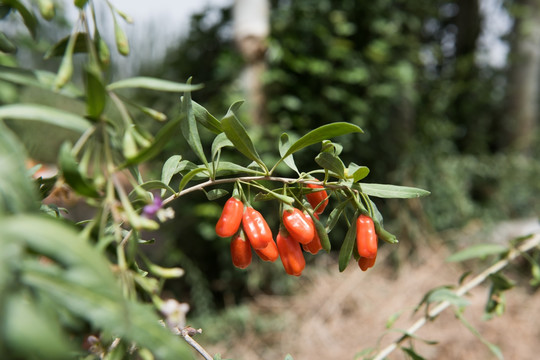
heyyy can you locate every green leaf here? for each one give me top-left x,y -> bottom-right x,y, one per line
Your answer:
0,65 -> 83,98
348,162 -> 370,182
338,211 -> 359,272
311,212 -> 331,252
211,132 -> 233,160
279,133 -> 300,175
11,0 -> 37,38
455,310 -> 503,360
214,161 -> 265,175
0,31 -> 16,53
282,122 -> 363,159
326,200 -> 348,233
131,180 -> 176,198
426,288 -> 469,308
221,101 -> 266,171
181,80 -> 208,168
315,152 -> 346,178
161,155 -> 182,187
0,103 -> 91,133
178,167 -> 208,192
206,189 -> 229,201
84,67 -> 106,118
357,183 -> 430,198
192,100 -> 222,134
446,244 -> 508,263
401,347 -> 427,360
121,117 -> 181,167
108,77 -> 203,92
58,142 -> 100,198
44,32 -> 89,59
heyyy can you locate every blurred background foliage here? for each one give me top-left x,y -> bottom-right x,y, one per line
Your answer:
2,0 -> 539,318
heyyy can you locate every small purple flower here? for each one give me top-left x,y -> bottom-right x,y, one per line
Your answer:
142,196 -> 163,218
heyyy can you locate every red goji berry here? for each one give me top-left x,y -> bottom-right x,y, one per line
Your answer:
254,239 -> 279,262
276,229 -> 305,276
282,208 -> 315,245
242,206 -> 273,249
358,254 -> 376,271
216,197 -> 244,237
302,213 -> 322,254
356,215 -> 378,259
306,183 -> 329,214
230,231 -> 252,269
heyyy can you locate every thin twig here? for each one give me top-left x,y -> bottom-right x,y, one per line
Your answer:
180,328 -> 213,360
372,232 -> 540,360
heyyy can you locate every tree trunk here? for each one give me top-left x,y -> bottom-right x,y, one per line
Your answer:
499,0 -> 540,154
233,0 -> 269,125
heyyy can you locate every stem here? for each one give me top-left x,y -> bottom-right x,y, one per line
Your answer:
371,232 -> 540,360
180,328 -> 213,360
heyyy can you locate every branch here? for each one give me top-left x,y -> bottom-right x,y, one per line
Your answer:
180,327 -> 213,360
372,232 -> 540,360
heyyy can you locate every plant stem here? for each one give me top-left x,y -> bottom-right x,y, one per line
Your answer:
371,232 -> 540,360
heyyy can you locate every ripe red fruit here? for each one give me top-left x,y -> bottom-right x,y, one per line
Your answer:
242,206 -> 273,249
216,197 -> 244,237
356,215 -> 378,259
302,213 -> 322,254
358,255 -> 376,271
276,230 -> 306,276
254,239 -> 279,262
306,183 -> 329,214
282,208 -> 315,245
230,232 -> 252,269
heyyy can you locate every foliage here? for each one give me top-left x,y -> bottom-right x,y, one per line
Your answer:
0,1 -> 428,358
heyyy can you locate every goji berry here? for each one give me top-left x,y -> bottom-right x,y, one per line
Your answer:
276,229 -> 305,276
306,183 -> 329,214
282,208 -> 315,245
216,197 -> 243,237
302,213 -> 322,254
254,239 -> 279,262
230,231 -> 252,269
358,255 -> 376,271
356,215 -> 378,259
242,206 -> 273,249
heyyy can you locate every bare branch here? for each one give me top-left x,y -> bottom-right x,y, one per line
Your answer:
372,232 -> 540,360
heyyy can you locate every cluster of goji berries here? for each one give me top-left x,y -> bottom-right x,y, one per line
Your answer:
216,183 -> 378,276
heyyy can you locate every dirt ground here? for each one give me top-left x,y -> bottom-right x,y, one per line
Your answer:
205,222 -> 540,360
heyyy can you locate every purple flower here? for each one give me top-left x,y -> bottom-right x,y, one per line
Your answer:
142,196 -> 163,218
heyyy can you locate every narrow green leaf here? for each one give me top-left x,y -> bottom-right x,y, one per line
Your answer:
113,17 -> 129,56
84,67 -> 106,118
206,189 -> 229,201
401,347 -> 427,360
193,100 -> 222,134
357,183 -> 430,198
108,77 -> 203,92
211,132 -> 233,161
348,162 -> 370,182
279,133 -> 300,175
161,155 -> 182,187
326,201 -> 348,233
221,101 -> 266,171
178,167 -> 208,192
426,288 -> 469,308
455,310 -> 504,360
11,0 -> 37,38
214,161 -> 265,175
181,81 -> 208,167
338,211 -> 359,272
0,65 -> 83,98
446,244 -> 508,263
121,117 -> 181,167
0,31 -> 16,53
58,142 -> 100,198
312,213 -> 331,252
315,152 -> 346,178
44,32 -> 89,59
282,122 -> 363,159
0,104 -> 91,133
131,180 -> 176,197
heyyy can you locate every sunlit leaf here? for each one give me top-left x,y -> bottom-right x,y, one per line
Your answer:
178,167 -> 208,192
279,133 -> 299,175
357,183 -> 430,198
348,162 -> 370,182
426,288 -> 469,308
0,104 -> 91,133
108,77 -> 203,92
315,152 -> 346,178
192,100 -> 222,134
211,132 -> 233,161
161,155 -> 182,187
446,244 -> 508,262
221,101 -> 266,171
